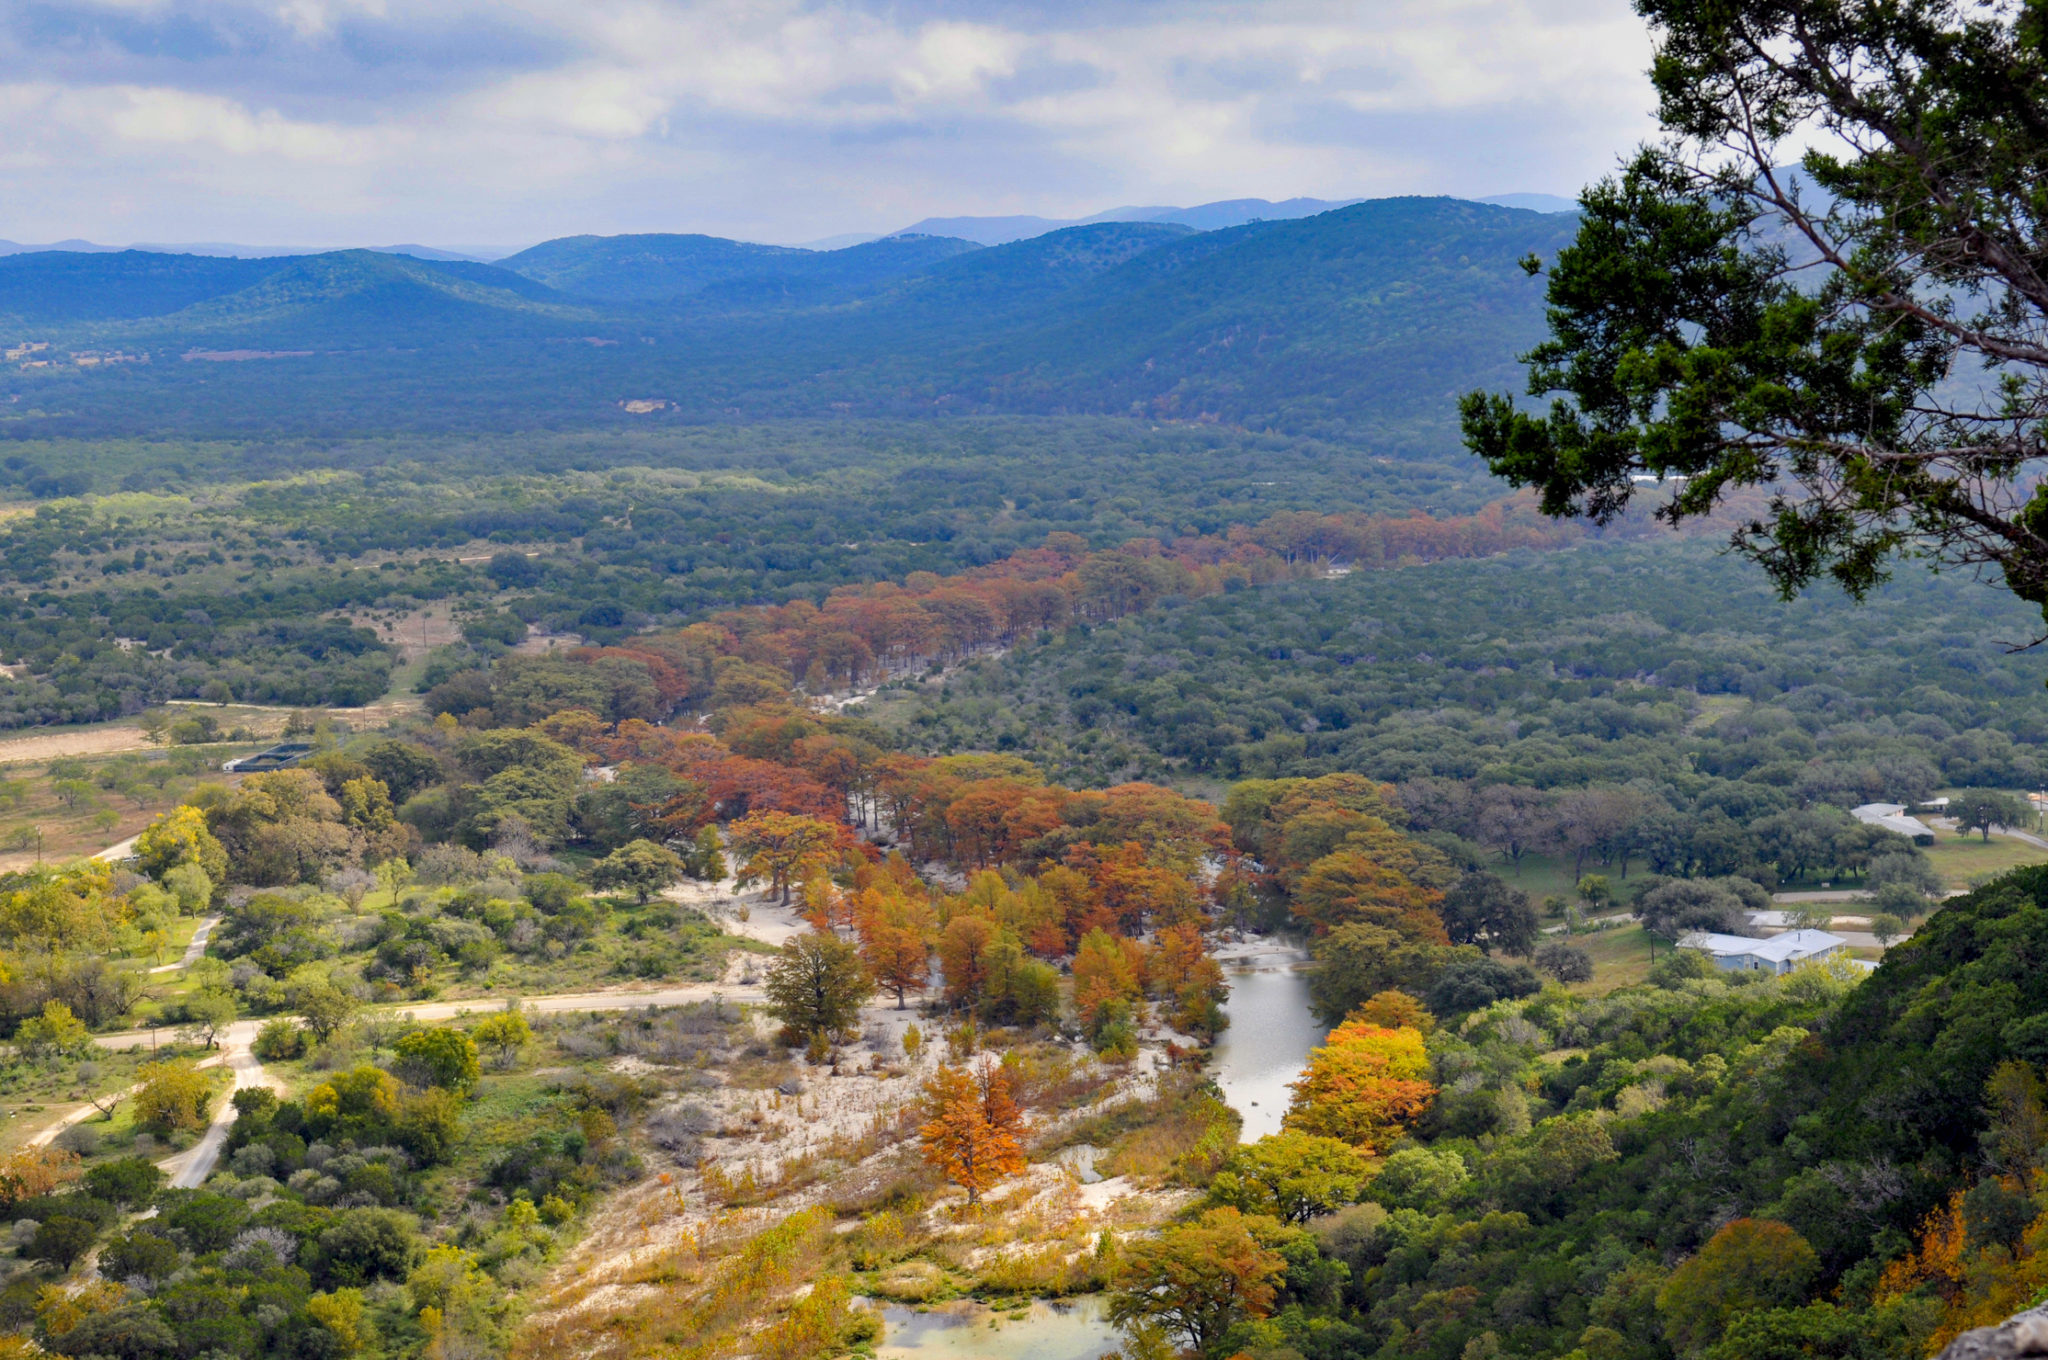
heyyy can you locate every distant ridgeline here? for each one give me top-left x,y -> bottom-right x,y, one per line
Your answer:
0,198 -> 1578,444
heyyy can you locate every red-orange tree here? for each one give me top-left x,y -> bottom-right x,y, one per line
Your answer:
918,1059 -> 1027,1206
1284,1020 -> 1435,1152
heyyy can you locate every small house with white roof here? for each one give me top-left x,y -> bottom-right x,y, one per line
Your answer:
1850,803 -> 1936,845
1677,929 -> 1848,975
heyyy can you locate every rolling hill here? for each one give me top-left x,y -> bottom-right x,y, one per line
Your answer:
0,197 -> 1577,444
493,232 -> 979,303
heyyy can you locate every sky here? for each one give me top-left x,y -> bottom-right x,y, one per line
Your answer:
0,0 -> 1661,250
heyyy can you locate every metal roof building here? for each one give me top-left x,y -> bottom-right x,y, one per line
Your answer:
1678,929 -> 1849,975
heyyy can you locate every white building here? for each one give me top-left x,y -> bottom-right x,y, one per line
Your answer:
1851,803 -> 1936,845
1678,929 -> 1848,975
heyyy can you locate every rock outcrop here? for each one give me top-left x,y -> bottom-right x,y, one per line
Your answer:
1939,1308 -> 2048,1360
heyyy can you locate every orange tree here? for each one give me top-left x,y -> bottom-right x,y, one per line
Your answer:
1284,1019 -> 1435,1152
853,885 -> 936,1009
1108,1207 -> 1291,1353
918,1058 -> 1027,1207
727,810 -> 850,904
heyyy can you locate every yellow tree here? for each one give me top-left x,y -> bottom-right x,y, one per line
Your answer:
918,1059 -> 1027,1206
1285,1020 -> 1435,1152
133,804 -> 229,885
727,811 -> 848,904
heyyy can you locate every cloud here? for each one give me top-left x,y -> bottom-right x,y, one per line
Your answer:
0,0 -> 1658,246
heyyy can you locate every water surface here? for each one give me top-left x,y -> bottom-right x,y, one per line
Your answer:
1208,959 -> 1326,1142
874,1296 -> 1117,1360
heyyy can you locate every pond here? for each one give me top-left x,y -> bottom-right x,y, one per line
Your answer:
1208,951 -> 1327,1142
872,1296 -> 1120,1360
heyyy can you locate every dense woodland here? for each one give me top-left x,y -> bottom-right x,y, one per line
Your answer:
2,159 -> 2047,1360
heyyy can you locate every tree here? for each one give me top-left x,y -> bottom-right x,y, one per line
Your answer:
1951,789 -> 2028,843
473,1007 -> 533,1069
1440,871 -> 1539,956
589,838 -> 686,903
30,1215 -> 99,1268
936,911 -> 996,1011
1636,878 -> 1755,941
291,978 -> 362,1041
1206,1131 -> 1370,1224
1371,1146 -> 1470,1212
917,1058 -> 1027,1206
1656,1219 -> 1819,1354
133,1060 -> 213,1134
1072,927 -> 1143,1042
82,1156 -> 163,1207
0,1145 -> 80,1209
180,988 -> 237,1049
1461,1 -> 2048,632
133,804 -> 230,884
764,930 -> 873,1042
727,811 -> 847,904
1108,1207 -> 1289,1353
855,892 -> 935,1009
393,1027 -> 481,1093
1534,940 -> 1595,984
15,999 -> 91,1061
1866,912 -> 1903,955
1309,918 -> 1464,1027
1286,1019 -> 1435,1152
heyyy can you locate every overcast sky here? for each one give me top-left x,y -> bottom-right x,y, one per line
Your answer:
0,0 -> 1660,249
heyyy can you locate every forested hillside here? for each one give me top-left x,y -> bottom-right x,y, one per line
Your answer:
0,199 -> 1573,442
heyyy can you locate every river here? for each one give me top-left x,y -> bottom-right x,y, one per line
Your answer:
1207,946 -> 1327,1142
873,1297 -> 1116,1360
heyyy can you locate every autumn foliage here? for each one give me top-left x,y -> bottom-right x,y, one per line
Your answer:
918,1059 -> 1028,1206
1284,1019 -> 1436,1151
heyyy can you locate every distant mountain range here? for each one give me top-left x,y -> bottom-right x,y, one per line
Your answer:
0,196 -> 1580,443
0,192 -> 1578,262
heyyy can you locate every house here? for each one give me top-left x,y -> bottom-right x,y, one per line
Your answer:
1677,929 -> 1848,974
222,742 -> 315,774
1851,803 -> 1936,845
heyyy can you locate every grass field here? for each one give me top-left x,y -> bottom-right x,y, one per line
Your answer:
1921,831 -> 2048,889
1562,921 -> 1659,995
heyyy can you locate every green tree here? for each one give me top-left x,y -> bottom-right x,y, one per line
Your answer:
1109,1207 -> 1290,1354
1461,0 -> 2048,629
30,1215 -> 100,1268
1951,789 -> 2028,843
589,838 -> 686,903
1206,1131 -> 1370,1224
1869,913 -> 1905,952
1656,1218 -> 1818,1354
1370,1146 -> 1469,1212
1440,871 -> 1539,956
15,999 -> 90,1061
392,1027 -> 481,1093
291,977 -> 362,1041
764,930 -> 874,1042
180,988 -> 237,1049
472,1007 -> 533,1070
